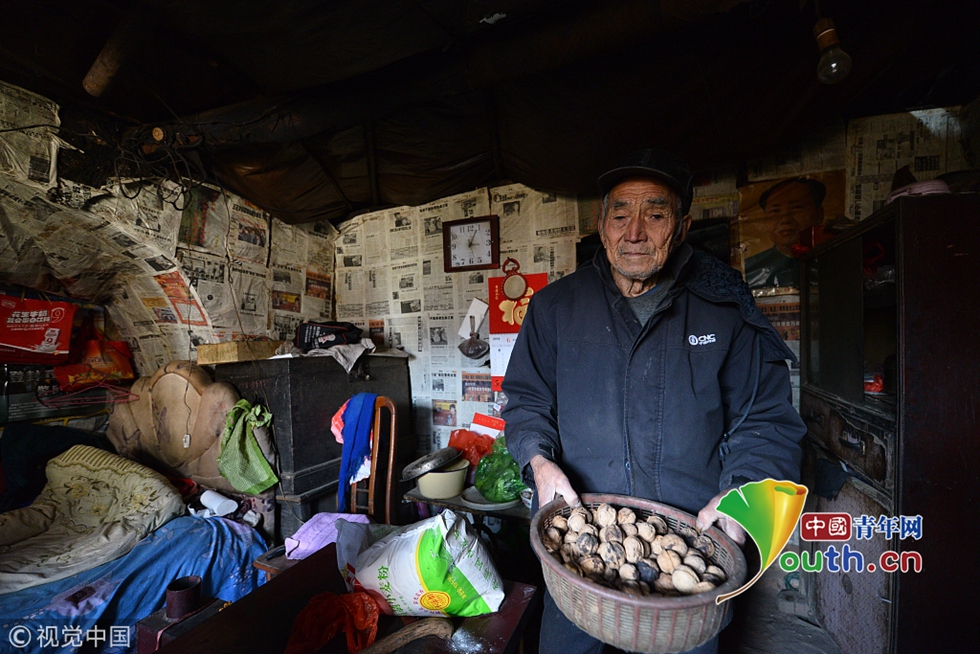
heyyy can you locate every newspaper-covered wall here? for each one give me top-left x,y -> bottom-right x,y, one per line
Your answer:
0,168 -> 337,375
335,185 -> 580,454
0,80 -> 63,188
845,107 -> 969,220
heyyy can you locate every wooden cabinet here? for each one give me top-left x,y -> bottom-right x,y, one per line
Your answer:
799,196 -> 980,653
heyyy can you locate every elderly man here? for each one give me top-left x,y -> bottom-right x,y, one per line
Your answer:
744,177 -> 827,289
503,149 -> 805,654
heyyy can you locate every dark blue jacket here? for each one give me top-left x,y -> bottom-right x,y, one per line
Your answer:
502,244 -> 805,515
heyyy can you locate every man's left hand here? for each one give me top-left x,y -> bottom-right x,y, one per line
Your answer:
696,491 -> 746,546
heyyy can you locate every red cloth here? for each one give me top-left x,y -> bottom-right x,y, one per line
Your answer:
285,590 -> 380,654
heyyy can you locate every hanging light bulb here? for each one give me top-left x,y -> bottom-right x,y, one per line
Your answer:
813,18 -> 852,84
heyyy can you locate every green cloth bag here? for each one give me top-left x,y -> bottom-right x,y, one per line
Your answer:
217,399 -> 278,495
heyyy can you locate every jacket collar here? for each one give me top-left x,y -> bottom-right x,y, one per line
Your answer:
591,242 -> 797,363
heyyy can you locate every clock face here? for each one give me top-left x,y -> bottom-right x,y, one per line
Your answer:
449,222 -> 494,268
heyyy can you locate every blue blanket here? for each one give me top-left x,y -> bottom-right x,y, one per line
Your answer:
0,515 -> 266,653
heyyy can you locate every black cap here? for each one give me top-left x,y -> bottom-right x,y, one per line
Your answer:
597,148 -> 694,215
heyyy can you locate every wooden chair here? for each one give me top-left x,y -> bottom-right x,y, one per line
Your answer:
348,396 -> 397,524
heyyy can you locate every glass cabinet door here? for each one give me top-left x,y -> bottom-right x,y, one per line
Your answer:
803,236 -> 864,403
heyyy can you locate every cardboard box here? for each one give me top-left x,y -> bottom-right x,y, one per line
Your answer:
196,341 -> 286,366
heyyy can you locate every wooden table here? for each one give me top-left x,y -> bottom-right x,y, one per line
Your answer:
158,542 -> 537,654
404,486 -> 532,525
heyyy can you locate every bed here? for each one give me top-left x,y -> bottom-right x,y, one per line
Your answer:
0,515 -> 265,653
0,361 -> 278,653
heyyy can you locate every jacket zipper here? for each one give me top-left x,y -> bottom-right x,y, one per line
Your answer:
622,291 -> 679,497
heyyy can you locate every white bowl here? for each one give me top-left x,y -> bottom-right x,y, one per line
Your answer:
520,487 -> 533,509
417,458 -> 469,499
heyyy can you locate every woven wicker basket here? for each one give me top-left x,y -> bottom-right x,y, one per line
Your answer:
530,493 -> 748,654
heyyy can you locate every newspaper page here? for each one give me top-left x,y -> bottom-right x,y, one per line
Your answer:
272,311 -> 303,341
303,270 -> 332,321
52,178 -> 107,210
690,167 -> 739,223
426,312 -> 461,369
335,215 -> 365,269
271,218 -> 309,268
390,260 -> 421,316
363,266 -> 390,317
421,256 -> 456,312
455,268 -> 489,310
178,183 -> 230,255
845,107 -> 968,220
270,264 -> 304,341
0,80 -> 61,188
361,212 -> 388,267
525,239 -> 577,282
225,261 -> 271,334
90,180 -> 184,257
228,199 -> 270,264
306,223 -> 337,272
490,184 -> 531,244
387,314 -> 427,398
336,268 -> 366,320
154,270 -> 211,327
176,248 -> 235,325
159,322 -> 214,363
387,207 -> 420,262
748,121 -> 846,181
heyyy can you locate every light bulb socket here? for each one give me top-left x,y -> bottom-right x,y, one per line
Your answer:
813,18 -> 841,51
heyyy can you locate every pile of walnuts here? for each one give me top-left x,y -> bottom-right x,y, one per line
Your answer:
542,503 -> 728,597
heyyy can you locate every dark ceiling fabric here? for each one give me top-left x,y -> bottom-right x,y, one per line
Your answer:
2,0 -> 979,225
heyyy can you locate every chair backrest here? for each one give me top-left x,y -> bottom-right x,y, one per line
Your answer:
348,396 -> 397,524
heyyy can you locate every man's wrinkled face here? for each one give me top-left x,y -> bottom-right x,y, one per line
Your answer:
763,182 -> 824,248
600,178 -> 690,285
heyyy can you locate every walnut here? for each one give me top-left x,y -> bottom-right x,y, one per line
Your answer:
574,532 -> 600,557
654,573 -> 675,592
579,555 -> 605,576
564,560 -> 582,575
599,524 -> 624,544
692,581 -> 717,594
620,523 -> 638,538
598,541 -> 627,568
618,563 -> 639,581
550,514 -> 569,532
657,549 -> 681,574
560,544 -> 576,563
617,507 -> 637,525
683,552 -> 707,576
623,536 -> 648,563
646,515 -> 668,535
636,522 -> 657,542
660,534 -> 688,557
704,565 -> 727,584
692,534 -> 715,558
578,523 -> 599,539
635,558 -> 659,584
649,535 -> 664,556
564,529 -> 580,544
543,527 -> 562,552
593,503 -> 618,527
671,565 -> 700,594
567,510 -> 589,532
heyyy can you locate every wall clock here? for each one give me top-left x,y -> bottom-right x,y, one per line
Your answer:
442,215 -> 500,273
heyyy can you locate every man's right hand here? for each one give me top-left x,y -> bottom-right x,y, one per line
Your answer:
529,455 -> 581,508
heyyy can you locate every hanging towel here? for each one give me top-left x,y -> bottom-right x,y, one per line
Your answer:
218,399 -> 278,495
336,393 -> 377,513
